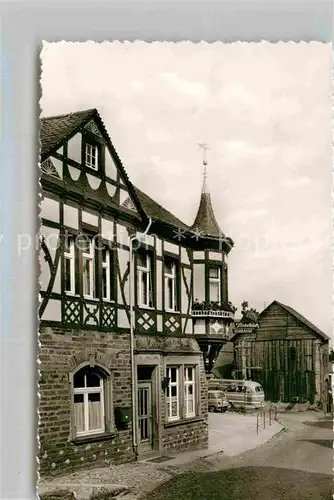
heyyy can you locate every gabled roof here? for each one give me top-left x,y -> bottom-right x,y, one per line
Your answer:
40,108 -> 147,221
264,300 -> 331,341
40,108 -> 190,231
134,187 -> 189,231
40,109 -> 96,159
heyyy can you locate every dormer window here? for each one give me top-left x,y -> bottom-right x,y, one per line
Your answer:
209,265 -> 221,303
85,142 -> 98,170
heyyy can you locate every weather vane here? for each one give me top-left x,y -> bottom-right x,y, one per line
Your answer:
198,142 -> 210,166
198,143 -> 210,184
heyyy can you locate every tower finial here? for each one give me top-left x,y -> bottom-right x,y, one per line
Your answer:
198,143 -> 210,193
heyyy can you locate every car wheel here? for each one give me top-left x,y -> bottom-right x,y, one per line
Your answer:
209,406 -> 215,412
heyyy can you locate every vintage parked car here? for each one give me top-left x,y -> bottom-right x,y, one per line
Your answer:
208,378 -> 265,410
208,389 -> 230,412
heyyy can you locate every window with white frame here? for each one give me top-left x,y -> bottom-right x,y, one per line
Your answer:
184,366 -> 196,417
101,247 -> 112,301
166,366 -> 180,421
137,251 -> 153,307
64,235 -> 76,294
81,236 -> 95,298
72,366 -> 105,436
164,257 -> 179,311
165,362 -> 199,422
85,143 -> 98,170
209,265 -> 221,302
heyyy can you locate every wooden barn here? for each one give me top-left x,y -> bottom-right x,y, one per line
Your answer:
232,301 -> 330,405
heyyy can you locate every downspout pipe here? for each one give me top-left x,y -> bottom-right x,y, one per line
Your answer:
129,217 -> 152,459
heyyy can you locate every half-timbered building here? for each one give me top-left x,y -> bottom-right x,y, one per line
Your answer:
232,301 -> 330,405
39,108 -> 235,474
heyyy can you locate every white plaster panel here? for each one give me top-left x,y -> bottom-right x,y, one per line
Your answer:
39,250 -> 50,292
118,309 -> 130,329
120,188 -> 129,205
105,149 -> 118,180
193,264 -> 205,302
156,260 -> 163,310
194,319 -> 205,335
164,241 -> 179,256
117,247 -> 130,305
40,226 -> 60,260
181,247 -> 190,265
106,182 -> 117,198
101,218 -> 114,242
209,251 -> 223,261
82,210 -> 98,227
67,132 -> 82,164
42,299 -> 61,322
53,265 -> 61,294
157,314 -> 163,333
185,318 -> 193,335
116,222 -> 128,248
63,204 -> 79,229
51,156 -> 63,179
156,238 -> 162,257
68,165 -> 81,181
87,174 -> 101,190
145,235 -> 155,247
40,197 -> 59,223
193,251 -> 205,260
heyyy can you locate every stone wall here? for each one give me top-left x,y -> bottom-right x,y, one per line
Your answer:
39,326 -> 134,476
157,338 -> 208,454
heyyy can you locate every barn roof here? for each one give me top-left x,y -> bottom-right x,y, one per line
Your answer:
231,300 -> 330,342
273,301 -> 331,341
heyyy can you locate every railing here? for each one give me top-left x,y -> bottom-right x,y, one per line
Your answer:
192,309 -> 235,319
256,405 -> 278,434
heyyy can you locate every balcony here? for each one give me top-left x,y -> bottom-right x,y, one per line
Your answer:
192,300 -> 236,320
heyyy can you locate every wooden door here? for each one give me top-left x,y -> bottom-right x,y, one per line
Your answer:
137,382 -> 153,451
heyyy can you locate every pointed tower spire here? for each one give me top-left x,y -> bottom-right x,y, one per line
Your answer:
191,143 -> 224,238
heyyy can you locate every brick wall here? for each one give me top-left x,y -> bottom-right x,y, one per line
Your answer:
39,326 -> 134,476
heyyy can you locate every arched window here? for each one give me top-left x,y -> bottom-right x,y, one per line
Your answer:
72,365 -> 108,437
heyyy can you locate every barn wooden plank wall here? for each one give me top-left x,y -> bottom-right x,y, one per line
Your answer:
233,302 -> 328,404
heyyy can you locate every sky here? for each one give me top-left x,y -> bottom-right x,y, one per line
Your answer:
40,41 -> 332,336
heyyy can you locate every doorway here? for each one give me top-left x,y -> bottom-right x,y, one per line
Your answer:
137,365 -> 156,453
138,381 -> 152,451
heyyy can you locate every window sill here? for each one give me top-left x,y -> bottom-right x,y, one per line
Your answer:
165,310 -> 181,314
137,305 -> 154,311
164,416 -> 203,428
71,431 -> 117,445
